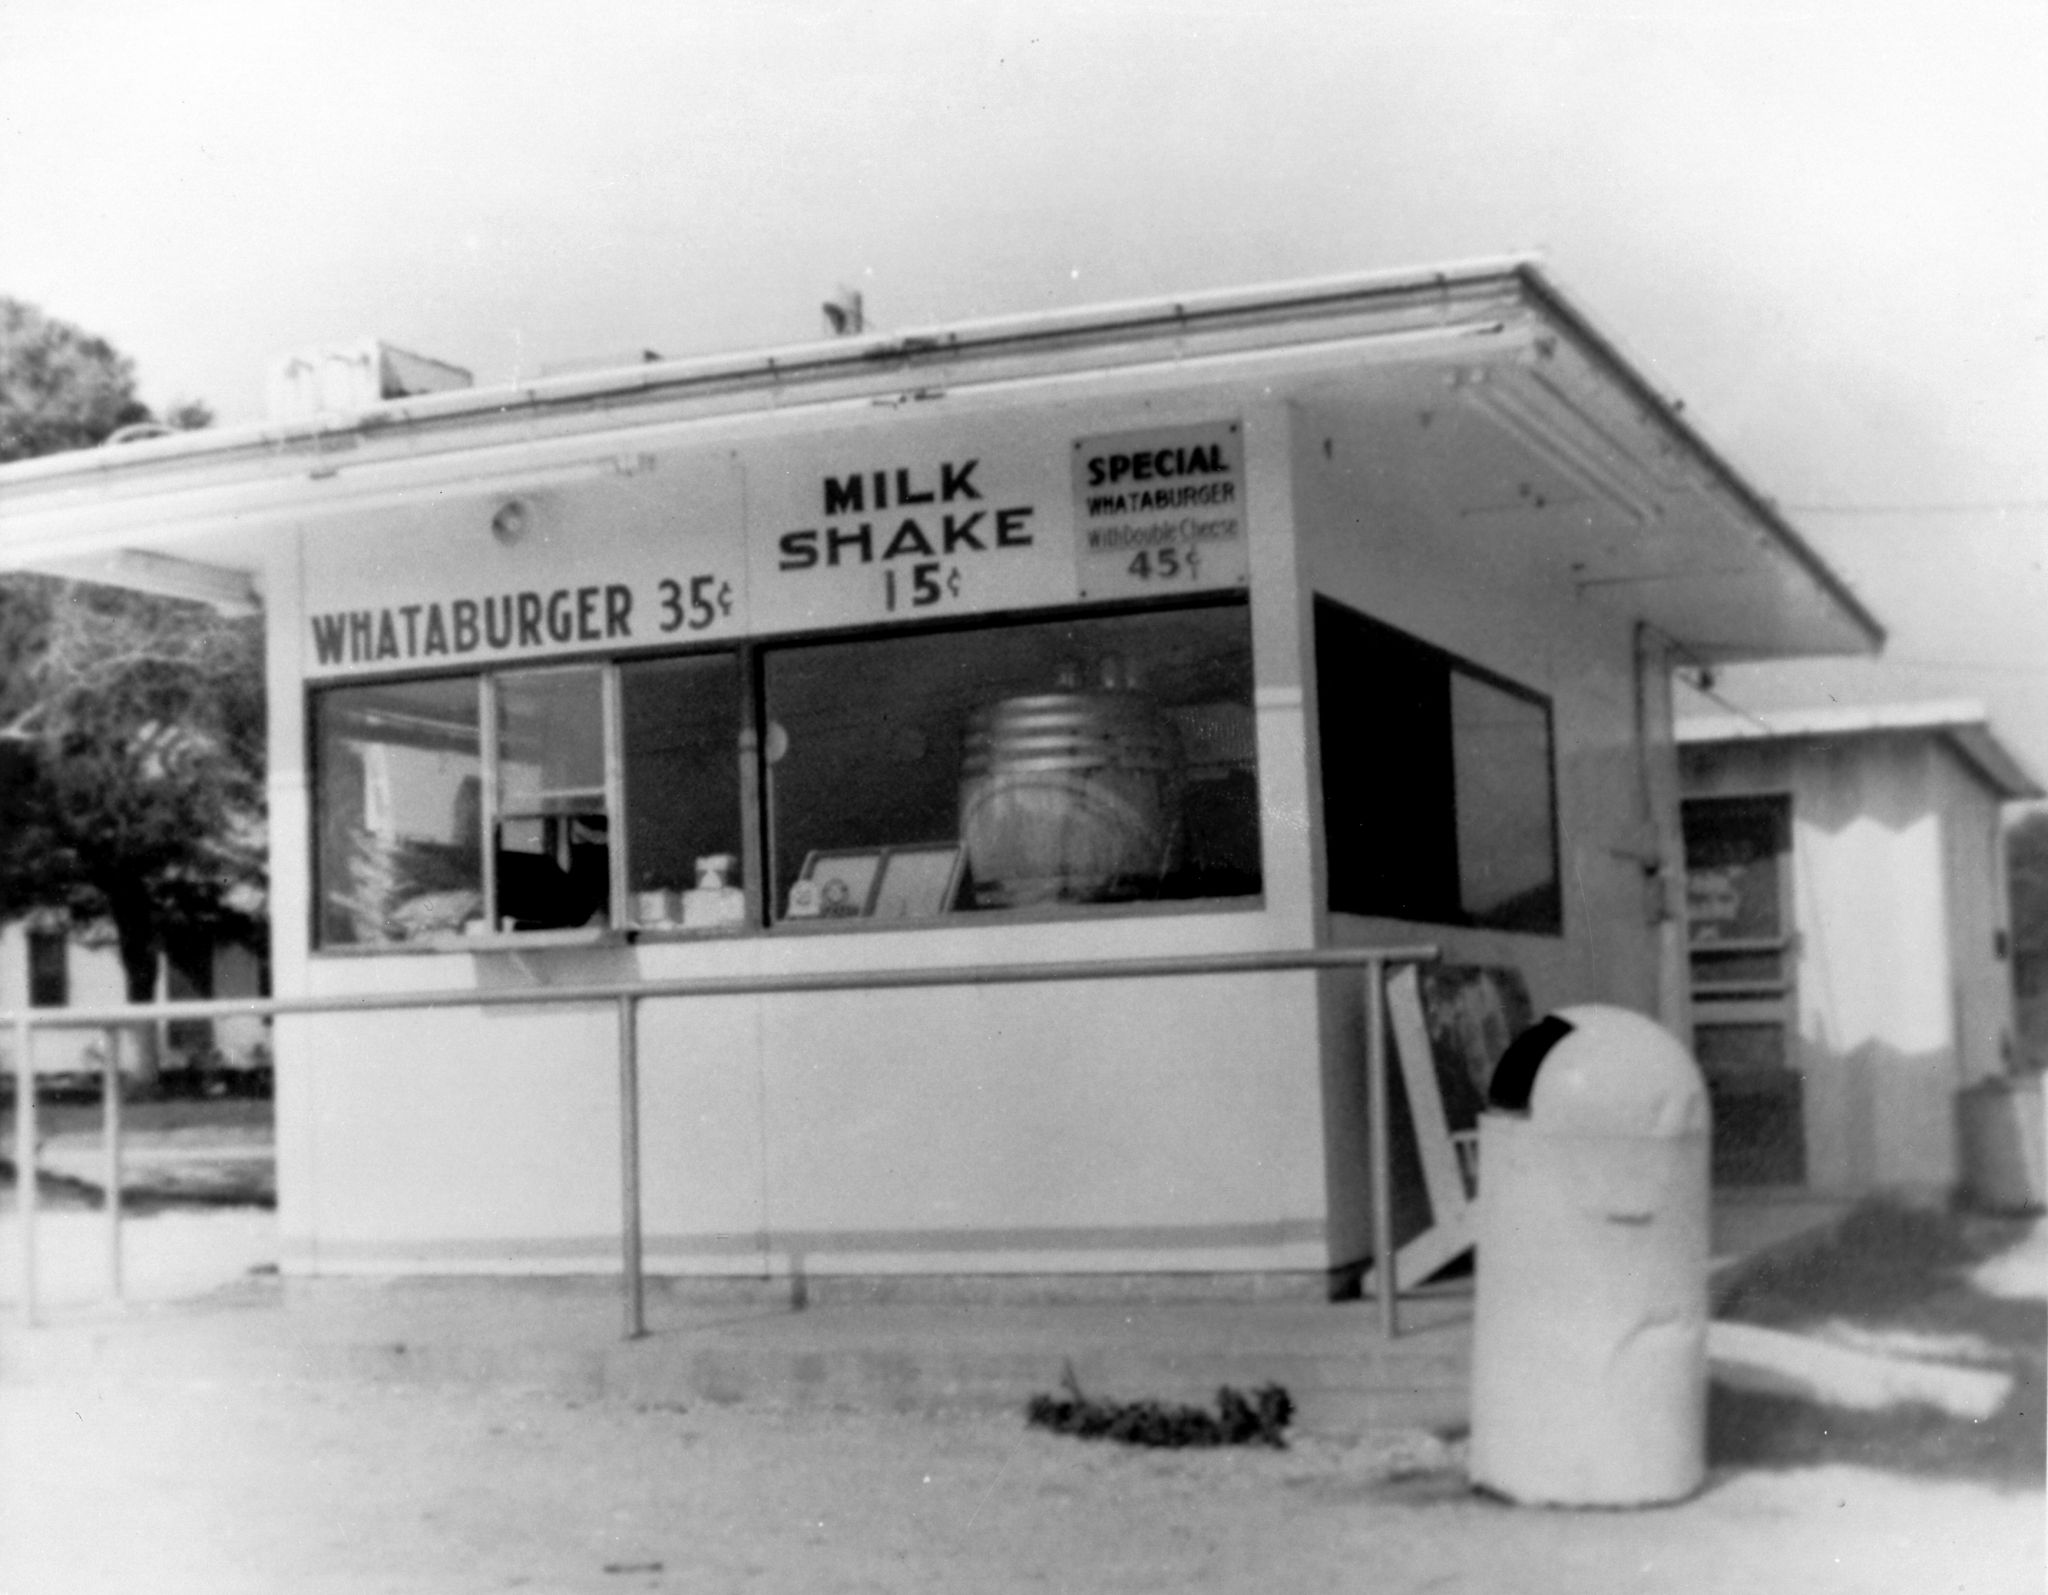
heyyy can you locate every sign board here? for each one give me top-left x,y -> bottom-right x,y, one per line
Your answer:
742,426 -> 1074,635
301,417 -> 1247,678
301,453 -> 747,679
1072,421 -> 1247,601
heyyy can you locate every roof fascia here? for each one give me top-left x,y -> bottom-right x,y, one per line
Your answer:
0,259 -> 1541,498
1513,269 -> 1885,654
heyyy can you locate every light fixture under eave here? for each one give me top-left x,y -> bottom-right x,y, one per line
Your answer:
1458,374 -> 1665,527
490,498 -> 532,545
107,550 -> 261,616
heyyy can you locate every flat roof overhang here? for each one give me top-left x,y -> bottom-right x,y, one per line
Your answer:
0,259 -> 1882,663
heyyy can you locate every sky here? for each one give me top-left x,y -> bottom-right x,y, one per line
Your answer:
2,0 -> 2045,781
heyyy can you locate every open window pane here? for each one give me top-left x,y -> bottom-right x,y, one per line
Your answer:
315,678 -> 484,944
762,603 -> 1261,923
498,666 -> 605,815
620,653 -> 745,929
494,666 -> 610,931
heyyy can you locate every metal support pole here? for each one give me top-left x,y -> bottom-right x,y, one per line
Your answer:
103,1027 -> 123,1300
1366,957 -> 1398,1339
5,944 -> 1437,1323
617,993 -> 645,1341
15,1014 -> 36,1326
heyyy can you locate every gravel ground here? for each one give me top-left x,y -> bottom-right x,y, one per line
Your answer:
1,1187 -> 2041,1594
2,1374 -> 2040,1595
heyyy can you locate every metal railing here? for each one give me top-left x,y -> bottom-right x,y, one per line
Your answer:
6,944 -> 1435,1338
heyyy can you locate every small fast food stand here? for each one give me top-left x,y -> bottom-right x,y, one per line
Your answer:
0,261 -> 1881,1293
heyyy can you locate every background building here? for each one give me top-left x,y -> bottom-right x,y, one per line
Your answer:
1679,701 -> 2039,1198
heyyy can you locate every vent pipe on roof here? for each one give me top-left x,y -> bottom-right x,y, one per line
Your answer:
822,286 -> 865,337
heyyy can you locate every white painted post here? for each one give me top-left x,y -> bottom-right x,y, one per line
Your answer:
14,1015 -> 35,1326
1366,957 -> 1398,1339
103,1027 -> 122,1299
617,993 -> 645,1341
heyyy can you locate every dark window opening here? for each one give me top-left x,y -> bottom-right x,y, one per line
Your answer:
1314,596 -> 1561,934
493,665 -> 611,932
27,927 -> 68,1008
761,602 -> 1261,922
620,653 -> 746,929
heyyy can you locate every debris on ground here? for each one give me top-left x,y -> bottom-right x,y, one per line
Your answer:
1026,1363 -> 1294,1448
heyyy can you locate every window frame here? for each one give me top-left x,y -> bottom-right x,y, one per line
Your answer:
307,592 -> 1264,954
478,662 -> 628,935
1313,595 -> 1563,937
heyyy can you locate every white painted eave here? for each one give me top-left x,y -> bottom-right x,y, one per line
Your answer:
1678,700 -> 2044,802
0,258 -> 1884,662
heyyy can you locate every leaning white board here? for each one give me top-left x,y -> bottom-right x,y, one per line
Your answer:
1360,963 -> 1478,1297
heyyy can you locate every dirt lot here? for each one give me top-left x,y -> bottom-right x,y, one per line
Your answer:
3,1375 -> 2040,1595
1,1201 -> 2041,1594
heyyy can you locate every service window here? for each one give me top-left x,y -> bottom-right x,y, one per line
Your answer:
491,665 -> 614,932
762,600 -> 1261,922
1314,596 -> 1561,934
311,597 -> 1262,948
619,653 -> 746,929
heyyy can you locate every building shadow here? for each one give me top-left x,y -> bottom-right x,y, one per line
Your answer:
1709,1201 -> 2045,1490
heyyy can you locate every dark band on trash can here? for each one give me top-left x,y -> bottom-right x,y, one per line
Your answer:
1487,1014 -> 1576,1112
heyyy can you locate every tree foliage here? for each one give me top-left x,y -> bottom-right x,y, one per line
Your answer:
0,296 -> 259,1023
0,296 -> 155,464
1,579 -> 265,981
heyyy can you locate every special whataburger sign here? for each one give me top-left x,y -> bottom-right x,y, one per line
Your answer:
1073,421 -> 1247,601
300,419 -> 1247,677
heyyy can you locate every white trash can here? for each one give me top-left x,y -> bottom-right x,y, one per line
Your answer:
1468,1005 -> 1711,1507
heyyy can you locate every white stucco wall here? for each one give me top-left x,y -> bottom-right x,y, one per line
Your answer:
1931,746 -> 2017,1091
269,390 -> 1347,1281
263,378 -> 1694,1283
1287,398 -> 1673,1022
1288,396 -> 1683,1267
1681,730 -> 2013,1196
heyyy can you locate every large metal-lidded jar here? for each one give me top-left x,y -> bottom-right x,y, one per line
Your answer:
959,691 -> 1183,907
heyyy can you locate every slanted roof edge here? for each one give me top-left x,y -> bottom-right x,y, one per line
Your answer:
1678,700 -> 2043,801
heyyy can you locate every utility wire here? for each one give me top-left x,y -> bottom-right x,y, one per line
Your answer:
1786,501 -> 2048,516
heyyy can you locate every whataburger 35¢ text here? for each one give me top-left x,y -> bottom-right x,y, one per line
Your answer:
310,585 -> 636,666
